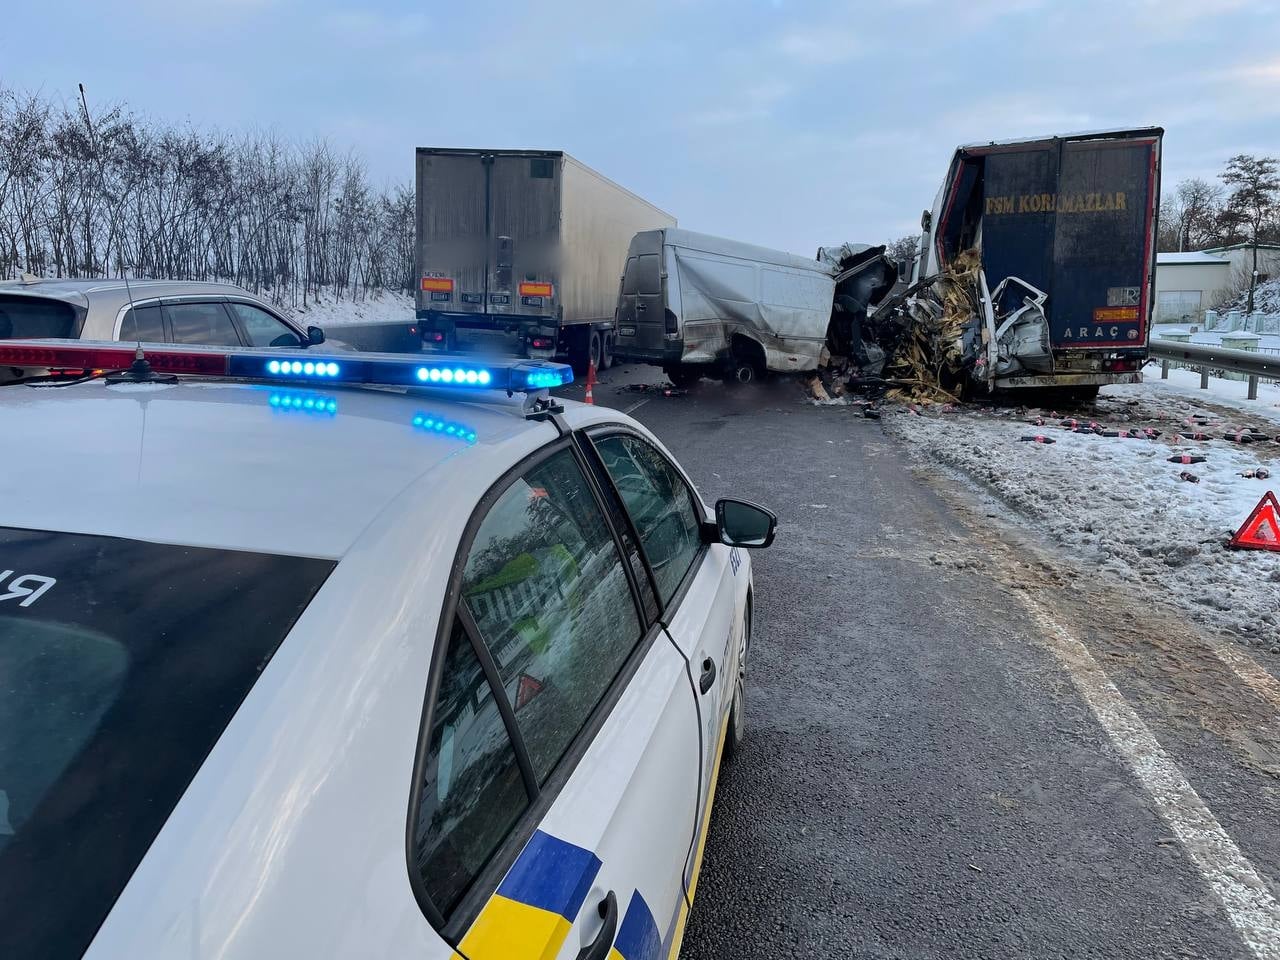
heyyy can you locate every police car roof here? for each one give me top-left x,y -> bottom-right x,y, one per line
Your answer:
0,379 -> 556,559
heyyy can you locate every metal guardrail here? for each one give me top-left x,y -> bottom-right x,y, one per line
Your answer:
1149,339 -> 1280,400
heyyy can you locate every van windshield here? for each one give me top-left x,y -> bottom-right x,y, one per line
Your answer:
0,526 -> 334,959
0,295 -> 77,339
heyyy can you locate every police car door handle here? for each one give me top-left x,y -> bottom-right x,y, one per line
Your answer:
576,890 -> 618,960
699,657 -> 716,694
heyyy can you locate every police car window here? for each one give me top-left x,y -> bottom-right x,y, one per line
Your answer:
118,304 -> 164,342
461,448 -> 641,784
0,526 -> 333,960
229,302 -> 301,348
164,301 -> 242,346
593,435 -> 703,606
412,620 -> 529,917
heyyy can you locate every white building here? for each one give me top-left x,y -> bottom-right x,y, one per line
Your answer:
1153,251 -> 1232,323
1200,241 -> 1280,291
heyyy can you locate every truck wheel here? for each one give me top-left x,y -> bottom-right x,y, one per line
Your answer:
665,365 -> 703,388
601,333 -> 614,370
589,331 -> 602,372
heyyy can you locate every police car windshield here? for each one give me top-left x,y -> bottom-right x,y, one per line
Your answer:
0,526 -> 334,959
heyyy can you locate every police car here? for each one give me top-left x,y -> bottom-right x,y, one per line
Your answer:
0,339 -> 776,960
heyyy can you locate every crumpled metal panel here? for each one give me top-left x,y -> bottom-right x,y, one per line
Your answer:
672,245 -> 835,372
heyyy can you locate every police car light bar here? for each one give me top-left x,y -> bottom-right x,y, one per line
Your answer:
0,340 -> 574,393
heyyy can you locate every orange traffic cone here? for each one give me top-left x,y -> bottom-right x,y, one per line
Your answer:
584,362 -> 596,405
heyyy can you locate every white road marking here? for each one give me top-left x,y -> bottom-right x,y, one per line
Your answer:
1019,594 -> 1280,959
1209,639 -> 1280,714
623,398 -> 650,415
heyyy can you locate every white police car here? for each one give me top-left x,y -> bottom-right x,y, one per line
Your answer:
0,339 -> 775,960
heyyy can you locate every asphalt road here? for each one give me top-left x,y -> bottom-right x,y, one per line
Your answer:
566,364 -> 1280,960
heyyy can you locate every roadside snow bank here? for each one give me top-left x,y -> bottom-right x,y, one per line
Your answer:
885,384 -> 1280,646
288,288 -> 414,328
1114,363 -> 1280,427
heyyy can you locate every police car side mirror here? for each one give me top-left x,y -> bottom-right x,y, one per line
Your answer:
306,325 -> 326,346
714,498 -> 776,548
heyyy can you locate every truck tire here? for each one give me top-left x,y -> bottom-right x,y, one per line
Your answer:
601,332 -> 614,370
589,331 -> 602,372
664,365 -> 703,388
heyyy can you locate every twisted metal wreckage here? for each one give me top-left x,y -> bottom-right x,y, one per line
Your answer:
813,128 -> 1164,405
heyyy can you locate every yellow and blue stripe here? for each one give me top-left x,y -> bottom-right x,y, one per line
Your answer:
460,829 -> 602,960
610,890 -> 662,960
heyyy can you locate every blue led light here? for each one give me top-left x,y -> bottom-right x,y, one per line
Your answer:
268,391 -> 337,415
478,370 -> 491,385
411,412 -> 477,443
265,357 -> 341,379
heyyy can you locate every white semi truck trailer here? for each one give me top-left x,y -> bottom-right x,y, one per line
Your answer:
414,148 -> 675,370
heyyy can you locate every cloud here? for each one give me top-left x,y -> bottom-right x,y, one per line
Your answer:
776,27 -> 860,65
684,79 -> 791,128
320,10 -> 430,46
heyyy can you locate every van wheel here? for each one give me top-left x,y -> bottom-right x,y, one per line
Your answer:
724,360 -> 759,385
665,365 -> 703,388
601,333 -> 614,370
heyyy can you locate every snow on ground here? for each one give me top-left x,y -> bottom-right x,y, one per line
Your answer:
286,288 -> 415,328
1110,362 -> 1280,427
884,378 -> 1280,647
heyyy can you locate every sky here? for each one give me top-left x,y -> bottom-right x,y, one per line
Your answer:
2,0 -> 1278,257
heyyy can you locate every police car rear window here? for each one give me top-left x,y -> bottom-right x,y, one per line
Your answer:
0,295 -> 77,339
0,526 -> 334,960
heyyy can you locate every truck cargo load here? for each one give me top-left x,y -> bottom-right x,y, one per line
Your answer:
414,148 -> 675,369
883,127 -> 1163,400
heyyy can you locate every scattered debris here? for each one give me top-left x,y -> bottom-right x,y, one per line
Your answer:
619,383 -> 687,398
1224,429 -> 1271,444
1239,467 -> 1272,479
1020,435 -> 1056,444
1169,454 -> 1208,464
1178,471 -> 1201,483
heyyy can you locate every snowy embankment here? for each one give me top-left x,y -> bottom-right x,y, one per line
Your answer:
285,288 -> 415,328
885,366 -> 1280,646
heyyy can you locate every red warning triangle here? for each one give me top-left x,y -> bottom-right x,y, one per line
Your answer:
1229,491 -> 1280,552
515,673 -> 544,711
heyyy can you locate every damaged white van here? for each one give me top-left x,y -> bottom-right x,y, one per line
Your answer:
612,229 -> 840,386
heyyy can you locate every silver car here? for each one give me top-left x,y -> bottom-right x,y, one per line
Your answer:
0,277 -> 338,350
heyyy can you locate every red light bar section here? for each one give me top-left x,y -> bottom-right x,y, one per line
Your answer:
421,277 -> 454,293
0,342 -> 228,375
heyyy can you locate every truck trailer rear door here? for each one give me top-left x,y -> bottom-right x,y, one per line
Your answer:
417,152 -> 489,319
488,154 -> 560,324
1049,138 -> 1155,349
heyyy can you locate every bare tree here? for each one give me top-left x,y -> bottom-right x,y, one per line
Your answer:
0,85 -> 416,310
1221,154 -> 1280,314
1159,177 -> 1223,252
885,235 -> 919,270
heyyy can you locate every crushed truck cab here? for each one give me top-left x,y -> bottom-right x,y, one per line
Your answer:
912,127 -> 1163,397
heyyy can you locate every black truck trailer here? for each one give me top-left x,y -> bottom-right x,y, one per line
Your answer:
911,127 -> 1163,397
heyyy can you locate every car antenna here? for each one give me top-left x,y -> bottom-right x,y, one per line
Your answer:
79,83 -> 171,384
